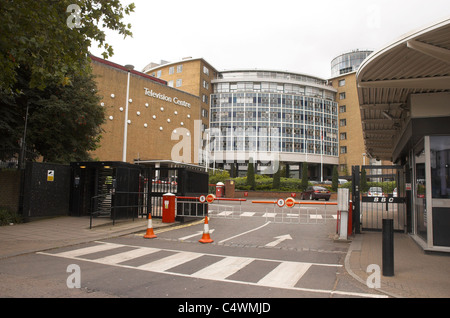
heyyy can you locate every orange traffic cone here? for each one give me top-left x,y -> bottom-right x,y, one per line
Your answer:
143,213 -> 157,239
199,216 -> 213,244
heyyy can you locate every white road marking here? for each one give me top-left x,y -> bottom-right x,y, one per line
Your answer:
137,252 -> 202,272
257,261 -> 312,288
191,257 -> 254,280
38,241 -> 386,298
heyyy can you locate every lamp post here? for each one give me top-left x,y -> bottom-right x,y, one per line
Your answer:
122,64 -> 134,162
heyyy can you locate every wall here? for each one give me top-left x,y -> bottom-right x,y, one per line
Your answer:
91,59 -> 201,164
331,72 -> 367,175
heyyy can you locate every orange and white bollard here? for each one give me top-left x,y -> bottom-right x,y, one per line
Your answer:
143,213 -> 157,239
199,216 -> 213,244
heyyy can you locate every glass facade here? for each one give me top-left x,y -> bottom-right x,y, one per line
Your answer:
210,70 -> 339,158
331,50 -> 373,77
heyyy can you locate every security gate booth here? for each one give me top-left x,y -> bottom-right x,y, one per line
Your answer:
352,165 -> 406,233
70,161 -> 151,223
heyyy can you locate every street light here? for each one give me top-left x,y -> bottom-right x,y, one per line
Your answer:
122,64 -> 134,162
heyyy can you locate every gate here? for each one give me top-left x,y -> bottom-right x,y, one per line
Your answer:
352,165 -> 406,232
149,167 -> 209,218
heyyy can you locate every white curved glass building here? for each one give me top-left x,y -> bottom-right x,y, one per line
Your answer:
331,50 -> 373,78
209,70 -> 339,179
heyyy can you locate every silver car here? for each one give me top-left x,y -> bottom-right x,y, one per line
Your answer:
367,187 -> 384,197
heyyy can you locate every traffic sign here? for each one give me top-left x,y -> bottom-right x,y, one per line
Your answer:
276,198 -> 285,207
199,195 -> 206,203
285,197 -> 295,208
206,194 -> 215,203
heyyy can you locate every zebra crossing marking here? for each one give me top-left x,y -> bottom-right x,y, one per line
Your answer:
38,241 -> 386,298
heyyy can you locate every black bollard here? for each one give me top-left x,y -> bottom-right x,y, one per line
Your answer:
382,219 -> 394,276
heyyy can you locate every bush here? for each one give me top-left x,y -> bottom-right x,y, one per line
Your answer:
209,170 -> 230,185
0,207 -> 23,226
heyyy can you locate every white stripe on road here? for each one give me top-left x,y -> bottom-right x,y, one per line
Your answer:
94,247 -> 159,265
257,261 -> 312,288
137,251 -> 203,272
191,257 -> 254,280
55,242 -> 121,258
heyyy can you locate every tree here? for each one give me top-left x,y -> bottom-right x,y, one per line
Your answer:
0,0 -> 135,92
1,68 -> 105,163
246,159 -> 256,190
301,163 -> 309,191
361,168 -> 369,193
332,166 -> 339,192
272,168 -> 281,190
0,0 -> 134,162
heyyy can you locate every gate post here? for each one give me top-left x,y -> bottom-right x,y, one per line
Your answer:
382,218 -> 394,276
351,165 -> 361,234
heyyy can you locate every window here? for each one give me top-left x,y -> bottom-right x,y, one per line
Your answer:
339,105 -> 346,113
177,65 -> 183,73
169,67 -> 174,75
203,80 -> 209,89
339,79 -> 346,87
168,80 -> 174,87
157,70 -> 162,78
176,79 -> 182,87
203,66 -> 209,75
340,146 -> 347,154
339,92 -> 346,100
201,108 -> 208,118
340,119 -> 347,127
202,95 -> 208,104
340,132 -> 347,140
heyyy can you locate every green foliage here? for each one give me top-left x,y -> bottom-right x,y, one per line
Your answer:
272,169 -> 281,189
209,170 -> 230,185
361,168 -> 369,192
0,207 -> 23,226
246,160 -> 255,190
234,175 -> 312,192
332,166 -> 339,191
0,0 -> 135,92
1,69 -> 105,163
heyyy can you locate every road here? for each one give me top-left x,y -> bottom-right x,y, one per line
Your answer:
0,201 -> 387,300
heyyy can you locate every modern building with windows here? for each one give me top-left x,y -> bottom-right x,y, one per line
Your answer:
329,50 -> 381,177
143,58 -> 219,164
209,70 -> 339,180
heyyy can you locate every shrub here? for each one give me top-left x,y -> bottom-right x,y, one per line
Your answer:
0,207 -> 23,226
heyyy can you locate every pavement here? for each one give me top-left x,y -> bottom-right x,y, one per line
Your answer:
1,213 -> 449,298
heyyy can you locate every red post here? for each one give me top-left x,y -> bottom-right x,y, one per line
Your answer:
162,193 -> 176,223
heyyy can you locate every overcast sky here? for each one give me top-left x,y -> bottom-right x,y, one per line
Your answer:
89,0 -> 450,79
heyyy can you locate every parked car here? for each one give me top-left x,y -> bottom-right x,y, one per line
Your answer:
338,179 -> 348,185
367,187 -> 384,197
393,188 -> 397,197
302,186 -> 331,201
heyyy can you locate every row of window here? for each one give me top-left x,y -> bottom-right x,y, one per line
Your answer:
208,137 -> 339,155
214,82 -> 335,100
211,93 -> 337,113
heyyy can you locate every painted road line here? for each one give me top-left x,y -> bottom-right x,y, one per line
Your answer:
93,247 -> 159,265
137,251 -> 203,272
54,242 -> 121,258
309,215 -> 323,219
191,256 -> 254,280
265,234 -> 293,247
257,261 -> 312,288
240,212 -> 255,217
262,213 -> 277,218
218,221 -> 271,244
218,211 -> 234,216
178,229 -> 215,241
